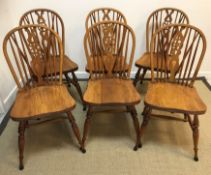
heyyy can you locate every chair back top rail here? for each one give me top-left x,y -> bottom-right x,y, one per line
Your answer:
85,7 -> 127,30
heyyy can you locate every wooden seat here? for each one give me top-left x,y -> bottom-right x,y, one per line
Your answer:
82,21 -> 141,153
145,82 -> 206,115
62,55 -> 78,72
135,52 -> 176,71
11,85 -> 75,119
31,55 -> 78,75
3,25 -> 82,170
84,79 -> 140,105
85,7 -> 127,74
139,24 -> 207,161
134,8 -> 189,85
19,8 -> 85,109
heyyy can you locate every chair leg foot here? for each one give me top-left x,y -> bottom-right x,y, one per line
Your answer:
133,141 -> 142,151
133,145 -> 138,151
194,156 -> 199,161
19,165 -> 24,170
138,143 -> 142,148
80,147 -> 86,154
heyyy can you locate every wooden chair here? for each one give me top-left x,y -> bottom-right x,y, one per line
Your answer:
19,8 -> 85,110
3,25 -> 82,170
85,7 -> 128,73
139,24 -> 207,161
81,21 -> 141,153
133,7 -> 189,86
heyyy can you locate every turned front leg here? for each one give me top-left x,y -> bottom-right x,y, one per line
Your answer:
139,106 -> 151,147
18,121 -> 26,170
67,111 -> 82,148
192,115 -> 199,161
81,106 -> 93,153
187,114 -> 200,161
127,105 -> 141,151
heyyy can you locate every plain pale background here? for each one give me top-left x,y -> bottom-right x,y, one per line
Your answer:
0,0 -> 211,121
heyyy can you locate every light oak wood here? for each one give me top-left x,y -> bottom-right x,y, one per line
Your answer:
144,82 -> 206,114
84,79 -> 141,105
135,52 -> 177,71
85,55 -> 130,73
150,25 -> 206,85
11,85 -> 76,120
3,25 -> 64,88
19,8 -> 84,108
139,24 -> 207,161
134,8 -> 189,85
85,8 -> 127,74
3,25 -> 82,170
82,21 -> 141,153
84,21 -> 135,79
31,55 -> 78,76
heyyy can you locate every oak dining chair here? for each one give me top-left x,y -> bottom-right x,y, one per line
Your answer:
139,24 -> 207,161
81,21 -> 141,153
133,7 -> 189,86
3,25 -> 82,170
85,7 -> 128,74
19,8 -> 85,110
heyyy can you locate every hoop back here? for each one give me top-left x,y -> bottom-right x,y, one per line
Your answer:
146,8 -> 189,52
85,7 -> 127,29
3,25 -> 64,90
84,21 -> 136,79
19,9 -> 65,50
150,24 -> 206,87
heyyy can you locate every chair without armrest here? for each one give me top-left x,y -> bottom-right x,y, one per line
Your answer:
19,8 -> 85,109
134,7 -> 189,85
139,24 -> 207,161
3,25 -> 82,170
81,21 -> 141,153
85,7 -> 129,74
